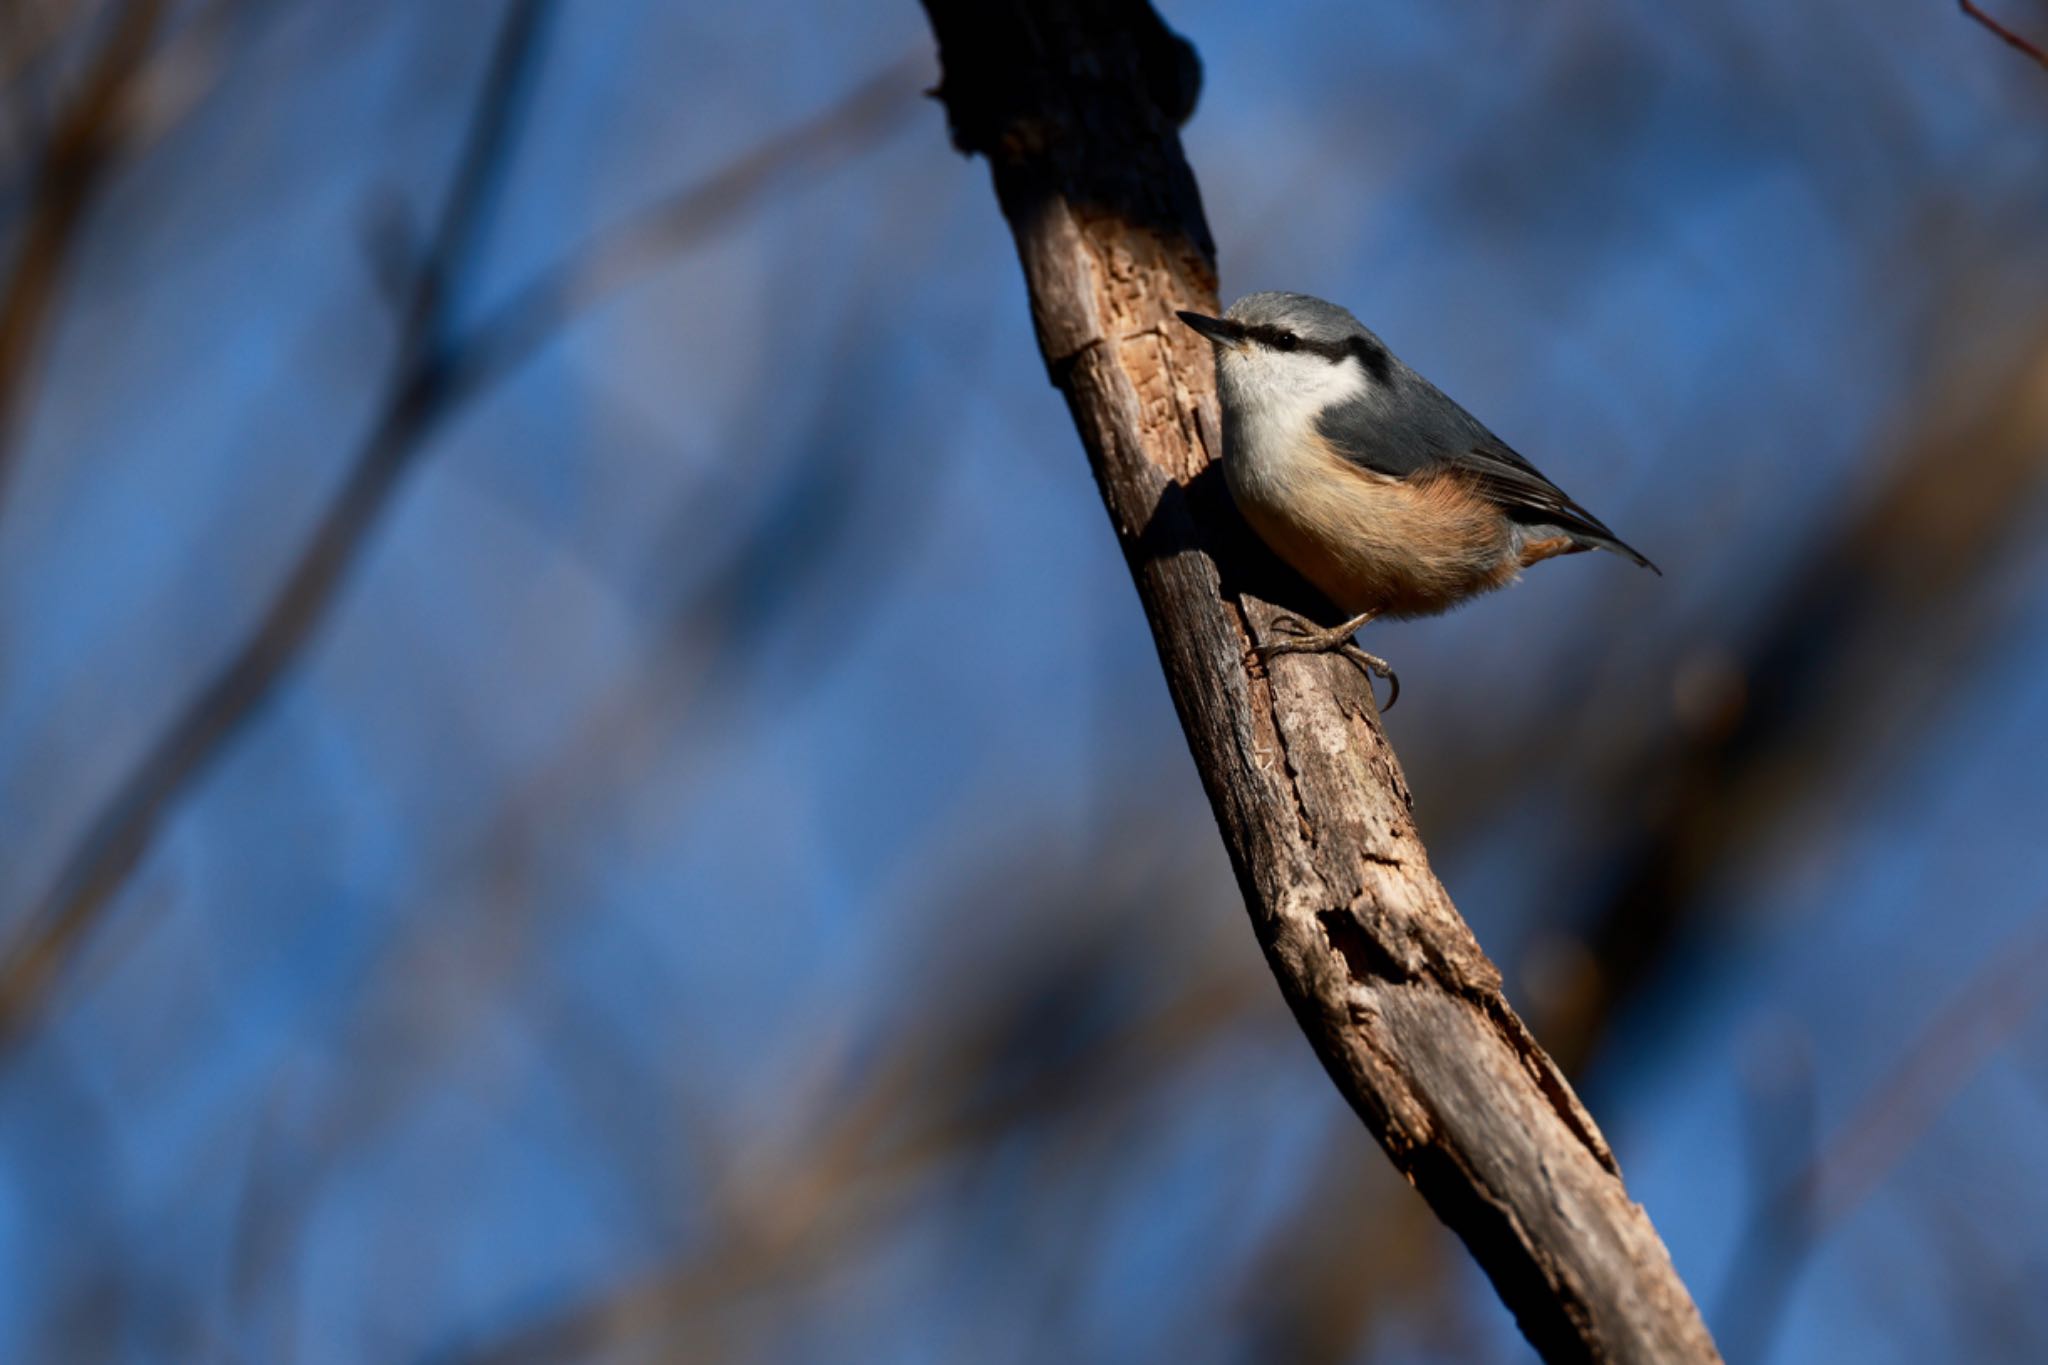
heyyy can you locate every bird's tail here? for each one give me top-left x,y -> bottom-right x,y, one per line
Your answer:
1572,528 -> 1659,575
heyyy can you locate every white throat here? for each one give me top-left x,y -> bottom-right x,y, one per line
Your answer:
1217,349 -> 1368,507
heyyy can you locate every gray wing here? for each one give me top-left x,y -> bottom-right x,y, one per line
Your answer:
1315,371 -> 1658,572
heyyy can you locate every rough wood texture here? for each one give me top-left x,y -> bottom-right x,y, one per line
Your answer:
919,3 -> 1722,1360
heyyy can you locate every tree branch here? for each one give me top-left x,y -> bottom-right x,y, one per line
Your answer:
1718,916 -> 2048,1360
0,31 -> 925,1044
0,0 -> 557,1045
0,0 -> 163,505
1553,323 -> 2048,1077
1960,0 -> 2048,70
917,3 -> 1720,1359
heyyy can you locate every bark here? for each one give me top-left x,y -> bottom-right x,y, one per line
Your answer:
917,3 -> 1721,1360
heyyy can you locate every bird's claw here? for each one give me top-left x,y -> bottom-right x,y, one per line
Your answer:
1339,646 -> 1400,712
1252,611 -> 1399,712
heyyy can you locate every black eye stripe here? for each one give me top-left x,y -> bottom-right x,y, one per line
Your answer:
1250,325 -> 1309,352
1247,325 -> 1387,375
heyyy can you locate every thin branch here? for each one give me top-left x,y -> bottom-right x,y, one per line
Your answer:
0,0 -> 163,506
1960,0 -> 2048,69
0,37 -> 926,1044
446,52 -> 926,403
441,935 -> 1260,1365
1796,921 -> 2048,1230
0,0 -> 556,1037
917,2 -> 1720,1360
1718,918 -> 2048,1360
1550,321 -> 2048,1078
1716,1028 -> 1818,1365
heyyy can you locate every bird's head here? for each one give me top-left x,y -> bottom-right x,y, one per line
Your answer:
1178,292 -> 1394,419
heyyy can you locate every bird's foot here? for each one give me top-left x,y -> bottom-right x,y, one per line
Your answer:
1253,610 -> 1399,711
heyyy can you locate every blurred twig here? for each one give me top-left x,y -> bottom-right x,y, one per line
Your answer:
1544,323 -> 2048,1077
0,0 -> 161,503
441,919 -> 1260,1365
221,326 -> 907,1352
1960,1 -> 2048,69
1797,927 -> 2048,1230
1716,1025 -> 1818,1365
1224,1150 -> 1444,1363
0,0 -> 569,1031
1717,920 -> 2048,1361
0,30 -> 926,1045
446,53 -> 926,402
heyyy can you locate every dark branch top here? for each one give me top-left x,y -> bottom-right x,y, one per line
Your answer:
918,2 -> 1721,1361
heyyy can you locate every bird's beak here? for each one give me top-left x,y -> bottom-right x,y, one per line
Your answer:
1176,310 -> 1242,348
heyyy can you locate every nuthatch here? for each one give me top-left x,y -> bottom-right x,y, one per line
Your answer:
1178,292 -> 1656,708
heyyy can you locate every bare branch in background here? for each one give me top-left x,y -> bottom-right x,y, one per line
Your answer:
217,327 -> 904,1350
1544,325 -> 2048,1077
1717,1025 -> 1818,1365
447,51 -> 926,402
917,1 -> 1719,1359
1796,925 -> 2048,1230
0,0 -> 161,502
0,24 -> 926,1044
1960,0 -> 2048,69
0,0 -> 258,262
1226,1155 -> 1451,1361
1718,919 -> 2048,1360
444,909 -> 1260,1365
0,0 -> 557,1041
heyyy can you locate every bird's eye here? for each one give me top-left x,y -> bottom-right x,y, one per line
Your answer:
1274,331 -> 1299,352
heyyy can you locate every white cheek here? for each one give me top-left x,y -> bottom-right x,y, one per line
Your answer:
1219,351 -> 1369,507
1227,351 -> 1362,434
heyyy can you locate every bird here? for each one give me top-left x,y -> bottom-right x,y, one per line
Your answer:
1177,291 -> 1656,708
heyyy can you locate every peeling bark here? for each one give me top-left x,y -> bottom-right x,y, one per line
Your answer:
918,3 -> 1721,1360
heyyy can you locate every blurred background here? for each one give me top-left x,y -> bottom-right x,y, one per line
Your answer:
2,0 -> 2046,1360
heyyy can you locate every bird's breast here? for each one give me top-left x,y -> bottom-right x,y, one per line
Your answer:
1222,425 -> 1516,619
